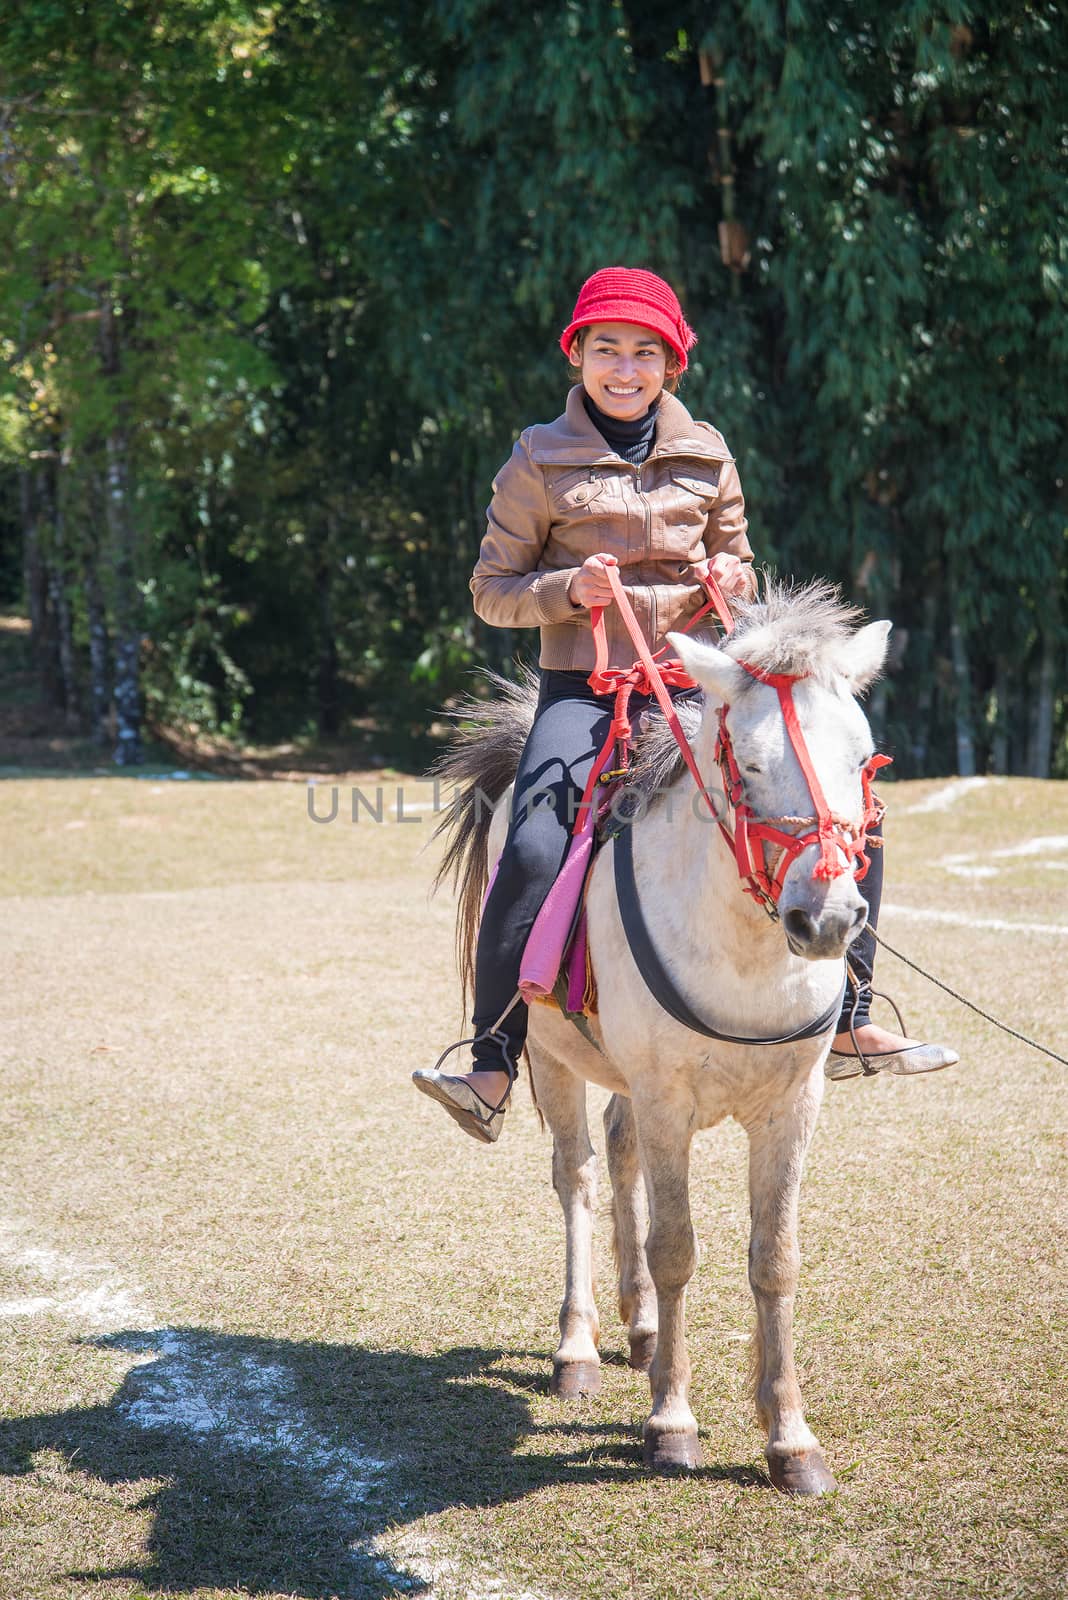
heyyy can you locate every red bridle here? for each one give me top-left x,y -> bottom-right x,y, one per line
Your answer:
584,557 -> 890,918
713,665 -> 890,914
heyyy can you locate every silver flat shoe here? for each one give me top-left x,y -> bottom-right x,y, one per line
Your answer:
825,1042 -> 960,1082
411,1069 -> 510,1143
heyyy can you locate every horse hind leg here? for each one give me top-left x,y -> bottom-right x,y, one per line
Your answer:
603,1093 -> 657,1372
745,1075 -> 837,1496
529,1043 -> 601,1398
632,1095 -> 703,1472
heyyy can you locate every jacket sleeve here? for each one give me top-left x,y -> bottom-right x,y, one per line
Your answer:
469,436 -> 582,629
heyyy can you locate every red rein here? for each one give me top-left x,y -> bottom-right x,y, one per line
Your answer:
582,557 -> 890,916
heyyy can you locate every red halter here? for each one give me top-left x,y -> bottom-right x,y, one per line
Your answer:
583,558 -> 890,917
713,665 -> 890,914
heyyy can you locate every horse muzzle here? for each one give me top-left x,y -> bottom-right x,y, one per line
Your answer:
778,854 -> 868,960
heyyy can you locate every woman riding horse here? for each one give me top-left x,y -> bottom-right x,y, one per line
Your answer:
413,267 -> 957,1141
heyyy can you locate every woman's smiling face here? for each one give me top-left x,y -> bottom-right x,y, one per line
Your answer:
572,321 -> 669,420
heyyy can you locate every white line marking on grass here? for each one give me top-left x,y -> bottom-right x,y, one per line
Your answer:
376,1537 -> 570,1600
0,1222 -> 158,1329
0,1295 -> 57,1316
0,1217 -> 390,1513
992,834 -> 1068,859
1,1220 -> 566,1597
882,904 -> 1068,937
940,835 -> 1068,879
904,777 -> 989,814
120,1329 -> 386,1501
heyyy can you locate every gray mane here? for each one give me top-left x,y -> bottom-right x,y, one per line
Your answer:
722,578 -> 864,683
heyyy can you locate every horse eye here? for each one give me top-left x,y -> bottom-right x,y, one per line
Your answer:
744,763 -> 762,775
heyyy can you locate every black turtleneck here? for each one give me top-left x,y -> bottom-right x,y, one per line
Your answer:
582,391 -> 660,467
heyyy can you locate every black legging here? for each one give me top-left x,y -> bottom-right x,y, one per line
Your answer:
471,670 -> 881,1069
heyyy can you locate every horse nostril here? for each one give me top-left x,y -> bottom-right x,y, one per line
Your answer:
849,903 -> 868,941
783,907 -> 816,947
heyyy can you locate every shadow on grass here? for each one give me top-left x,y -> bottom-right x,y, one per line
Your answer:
0,1327 -> 763,1598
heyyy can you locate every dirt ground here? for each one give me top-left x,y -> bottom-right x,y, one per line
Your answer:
0,769 -> 1065,1600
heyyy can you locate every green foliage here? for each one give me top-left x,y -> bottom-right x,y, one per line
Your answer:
1,0 -> 1064,772
140,564 -> 252,738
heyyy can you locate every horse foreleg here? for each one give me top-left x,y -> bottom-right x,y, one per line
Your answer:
603,1093 -> 657,1372
633,1094 -> 701,1470
744,1070 -> 836,1495
529,1045 -> 601,1398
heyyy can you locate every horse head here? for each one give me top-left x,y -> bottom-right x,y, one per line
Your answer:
670,583 -> 891,962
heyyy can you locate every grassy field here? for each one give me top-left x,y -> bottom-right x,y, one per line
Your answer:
0,768 -> 1065,1600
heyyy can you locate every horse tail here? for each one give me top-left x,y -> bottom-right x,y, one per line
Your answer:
430,665 -> 539,1005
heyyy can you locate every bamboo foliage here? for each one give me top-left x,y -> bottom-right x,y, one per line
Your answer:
0,1 -> 1064,774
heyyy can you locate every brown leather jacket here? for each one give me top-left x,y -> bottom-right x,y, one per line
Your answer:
470,385 -> 756,671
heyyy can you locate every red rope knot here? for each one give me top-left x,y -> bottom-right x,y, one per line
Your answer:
811,822 -> 844,880
589,656 -> 699,761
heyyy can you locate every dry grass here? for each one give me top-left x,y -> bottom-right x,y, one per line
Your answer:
0,769 -> 1066,1600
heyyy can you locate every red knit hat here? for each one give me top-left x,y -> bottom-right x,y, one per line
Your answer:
560,267 -> 697,371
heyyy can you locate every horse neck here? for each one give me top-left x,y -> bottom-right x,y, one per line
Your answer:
638,718 -> 777,965
631,711 -> 841,1020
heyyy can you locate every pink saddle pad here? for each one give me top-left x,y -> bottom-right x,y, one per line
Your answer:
518,821 -> 596,1005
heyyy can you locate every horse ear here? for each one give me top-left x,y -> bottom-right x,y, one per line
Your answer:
837,620 -> 892,692
668,632 -> 749,703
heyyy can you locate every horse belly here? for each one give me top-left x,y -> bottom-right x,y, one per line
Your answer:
528,1006 -> 630,1095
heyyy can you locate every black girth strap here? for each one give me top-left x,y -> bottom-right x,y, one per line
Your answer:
612,820 -> 846,1047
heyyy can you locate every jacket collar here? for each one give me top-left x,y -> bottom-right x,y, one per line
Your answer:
526,385 -> 731,467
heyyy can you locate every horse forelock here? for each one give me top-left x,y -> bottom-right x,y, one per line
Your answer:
723,578 -> 864,689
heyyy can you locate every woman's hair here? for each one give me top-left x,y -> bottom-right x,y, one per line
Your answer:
567,328 -> 682,394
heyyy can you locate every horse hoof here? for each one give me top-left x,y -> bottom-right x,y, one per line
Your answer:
643,1430 -> 703,1472
628,1332 -> 657,1372
767,1448 -> 836,1495
551,1359 -> 601,1399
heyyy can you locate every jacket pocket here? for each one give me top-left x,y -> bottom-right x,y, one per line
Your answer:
670,466 -> 722,504
548,468 -> 609,513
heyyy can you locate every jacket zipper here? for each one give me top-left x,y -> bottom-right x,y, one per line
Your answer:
633,463 -> 655,636
633,464 -> 651,558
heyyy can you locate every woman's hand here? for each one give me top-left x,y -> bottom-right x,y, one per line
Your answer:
568,553 -> 618,609
692,552 -> 749,597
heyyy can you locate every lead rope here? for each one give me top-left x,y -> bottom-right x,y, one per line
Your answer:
868,929 -> 1068,1069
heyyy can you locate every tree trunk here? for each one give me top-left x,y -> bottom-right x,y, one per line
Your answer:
108,435 -> 142,766
867,679 -> 887,749
20,467 -> 62,710
45,460 -> 81,732
1027,623 -> 1057,779
990,656 -> 1010,775
699,48 -> 745,299
316,516 -> 340,738
947,564 -> 976,777
99,297 -> 142,766
83,498 -> 111,747
911,590 -> 938,774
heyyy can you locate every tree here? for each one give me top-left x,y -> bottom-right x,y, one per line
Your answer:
2,0 -> 1063,775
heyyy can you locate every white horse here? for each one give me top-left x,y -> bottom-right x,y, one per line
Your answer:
436,584 -> 890,1494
